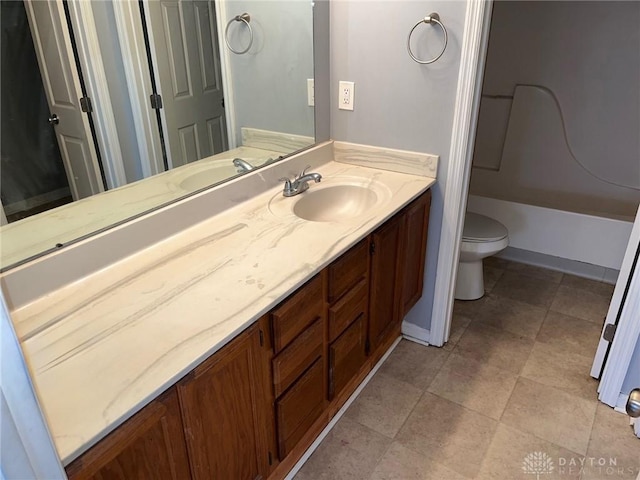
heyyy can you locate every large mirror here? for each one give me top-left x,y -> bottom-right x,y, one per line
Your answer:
0,0 -> 321,270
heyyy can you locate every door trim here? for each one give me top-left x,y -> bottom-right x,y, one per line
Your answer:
214,0 -> 237,150
65,0 -> 127,189
112,0 -> 165,177
429,0 -> 493,346
595,205 -> 640,407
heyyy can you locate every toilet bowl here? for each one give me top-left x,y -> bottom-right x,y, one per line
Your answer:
455,212 -> 509,300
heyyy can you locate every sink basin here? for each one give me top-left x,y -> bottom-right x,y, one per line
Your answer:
293,185 -> 378,222
177,157 -> 270,191
178,163 -> 240,191
268,176 -> 391,222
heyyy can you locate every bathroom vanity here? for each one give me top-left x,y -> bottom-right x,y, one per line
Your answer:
5,142 -> 436,479
64,188 -> 431,480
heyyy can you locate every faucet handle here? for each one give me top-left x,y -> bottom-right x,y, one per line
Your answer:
297,165 -> 311,179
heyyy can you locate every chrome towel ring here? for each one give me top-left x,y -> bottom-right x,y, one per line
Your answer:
407,12 -> 448,64
225,13 -> 253,55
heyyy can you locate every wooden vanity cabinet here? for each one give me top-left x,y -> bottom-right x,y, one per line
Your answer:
327,239 -> 369,400
65,189 -> 432,480
177,320 -> 275,480
368,212 -> 404,355
269,274 -> 326,460
399,191 -> 431,319
65,388 -> 191,480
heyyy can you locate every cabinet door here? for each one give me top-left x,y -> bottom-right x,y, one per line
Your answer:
65,388 -> 191,480
329,314 -> 366,400
400,191 -> 431,318
369,213 -> 403,352
177,324 -> 272,480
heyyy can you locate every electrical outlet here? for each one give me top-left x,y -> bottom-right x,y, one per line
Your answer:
307,78 -> 314,106
339,81 -> 354,111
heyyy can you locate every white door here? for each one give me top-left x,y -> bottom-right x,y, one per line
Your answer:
24,0 -> 104,201
591,203 -> 640,408
144,0 -> 227,168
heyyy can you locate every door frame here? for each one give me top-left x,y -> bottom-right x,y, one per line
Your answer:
428,0 -> 493,346
64,0 -> 128,189
112,0 -> 165,177
592,204 -> 640,409
114,0 -> 235,171
23,0 -> 106,199
214,0 -> 238,150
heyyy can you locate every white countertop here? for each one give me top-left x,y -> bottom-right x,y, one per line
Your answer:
12,159 -> 435,465
0,146 -> 280,269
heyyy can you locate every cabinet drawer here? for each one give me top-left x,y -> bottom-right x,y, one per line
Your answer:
328,239 -> 368,303
272,317 -> 323,397
328,278 -> 367,343
276,359 -> 324,459
329,315 -> 367,400
271,274 -> 323,354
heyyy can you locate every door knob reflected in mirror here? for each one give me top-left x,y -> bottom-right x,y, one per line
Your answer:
48,114 -> 59,126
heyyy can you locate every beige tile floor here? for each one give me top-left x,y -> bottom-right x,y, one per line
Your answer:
295,258 -> 640,480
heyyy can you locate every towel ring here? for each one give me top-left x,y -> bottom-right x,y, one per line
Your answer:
225,13 -> 253,55
407,13 -> 448,64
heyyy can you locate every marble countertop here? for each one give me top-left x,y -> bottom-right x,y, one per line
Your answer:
12,160 -> 435,465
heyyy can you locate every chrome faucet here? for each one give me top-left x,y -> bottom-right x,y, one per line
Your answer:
279,166 -> 322,197
233,158 -> 255,173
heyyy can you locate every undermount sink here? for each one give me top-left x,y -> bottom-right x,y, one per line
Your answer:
268,176 -> 391,222
293,185 -> 378,222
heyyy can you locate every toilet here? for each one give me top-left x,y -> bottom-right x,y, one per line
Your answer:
455,212 -> 509,300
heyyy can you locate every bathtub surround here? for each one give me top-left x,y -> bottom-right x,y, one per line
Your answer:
473,1 -> 640,218
471,85 -> 640,219
468,194 -> 633,272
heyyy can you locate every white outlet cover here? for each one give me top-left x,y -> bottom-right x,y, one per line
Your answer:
339,81 -> 354,111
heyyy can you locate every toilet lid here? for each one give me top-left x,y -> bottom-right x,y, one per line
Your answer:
463,213 -> 508,242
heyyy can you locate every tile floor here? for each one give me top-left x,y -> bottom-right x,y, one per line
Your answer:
294,258 -> 640,480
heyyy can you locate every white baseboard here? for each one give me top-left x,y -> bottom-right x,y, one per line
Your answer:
498,247 -> 620,285
283,336 -> 402,480
401,321 -> 431,346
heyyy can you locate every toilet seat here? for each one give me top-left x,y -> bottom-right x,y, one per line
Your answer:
462,213 -> 508,243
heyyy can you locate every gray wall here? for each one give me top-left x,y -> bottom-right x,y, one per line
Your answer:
470,1 -> 640,218
330,0 -> 468,332
228,0 -> 315,144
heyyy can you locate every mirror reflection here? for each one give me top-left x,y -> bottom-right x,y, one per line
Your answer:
0,0 -> 315,269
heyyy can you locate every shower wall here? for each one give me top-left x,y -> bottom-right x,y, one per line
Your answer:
470,1 -> 640,220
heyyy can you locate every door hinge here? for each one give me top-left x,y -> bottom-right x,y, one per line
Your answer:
365,337 -> 371,355
259,329 -> 264,347
221,97 -> 225,108
150,93 -> 163,110
80,96 -> 93,113
369,241 -> 376,256
268,451 -> 273,466
603,323 -> 617,342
